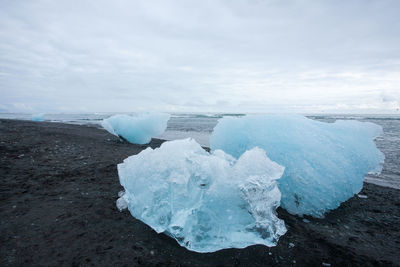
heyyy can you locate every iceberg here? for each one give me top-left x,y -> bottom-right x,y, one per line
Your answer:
31,113 -> 44,122
101,113 -> 170,144
210,115 -> 384,218
117,138 -> 286,252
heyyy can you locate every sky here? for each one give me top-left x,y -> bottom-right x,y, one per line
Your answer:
0,0 -> 399,114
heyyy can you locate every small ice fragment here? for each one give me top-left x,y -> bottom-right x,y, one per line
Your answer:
289,242 -> 295,248
101,113 -> 170,144
268,252 -> 272,255
322,263 -> 331,266
303,218 -> 310,223
116,197 -> 128,211
357,194 -> 368,199
31,113 -> 44,122
118,190 -> 125,197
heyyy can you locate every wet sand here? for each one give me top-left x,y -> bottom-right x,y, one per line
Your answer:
1,119 -> 399,266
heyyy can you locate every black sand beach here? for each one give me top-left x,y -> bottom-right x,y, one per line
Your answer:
1,119 -> 399,266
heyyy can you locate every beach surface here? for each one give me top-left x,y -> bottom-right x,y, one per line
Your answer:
1,119 -> 399,266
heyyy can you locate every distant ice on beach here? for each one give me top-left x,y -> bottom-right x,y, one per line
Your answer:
101,113 -> 170,144
0,112 -> 398,189
31,113 -> 44,122
117,138 -> 286,252
210,114 -> 385,218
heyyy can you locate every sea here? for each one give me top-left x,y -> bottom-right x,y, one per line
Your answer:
1,112 -> 399,190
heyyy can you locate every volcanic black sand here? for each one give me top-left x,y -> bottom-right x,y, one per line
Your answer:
1,119 -> 399,266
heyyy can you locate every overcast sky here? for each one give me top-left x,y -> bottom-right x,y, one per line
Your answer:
1,0 -> 399,114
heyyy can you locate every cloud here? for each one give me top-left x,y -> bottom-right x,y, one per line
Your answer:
0,0 -> 399,113
381,91 -> 399,103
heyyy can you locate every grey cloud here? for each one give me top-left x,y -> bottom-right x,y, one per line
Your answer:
1,0 -> 399,113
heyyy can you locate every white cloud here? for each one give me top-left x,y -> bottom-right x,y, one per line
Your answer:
0,0 -> 399,113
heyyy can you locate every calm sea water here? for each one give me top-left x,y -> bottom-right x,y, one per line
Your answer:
1,112 -> 399,189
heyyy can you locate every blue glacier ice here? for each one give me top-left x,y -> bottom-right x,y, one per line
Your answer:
31,113 -> 44,122
210,115 -> 384,218
101,113 -> 170,144
117,138 -> 286,252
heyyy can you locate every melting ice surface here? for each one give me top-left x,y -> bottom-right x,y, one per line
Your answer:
210,114 -> 384,218
101,113 -> 170,144
117,138 -> 287,252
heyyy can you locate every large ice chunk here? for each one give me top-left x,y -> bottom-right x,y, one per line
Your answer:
101,113 -> 170,144
117,138 -> 286,252
210,115 -> 384,218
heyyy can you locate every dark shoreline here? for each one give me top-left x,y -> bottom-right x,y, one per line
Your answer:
1,119 -> 399,266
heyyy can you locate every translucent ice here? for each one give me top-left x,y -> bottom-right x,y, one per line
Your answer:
101,113 -> 170,144
210,115 -> 384,218
117,138 -> 286,252
31,113 -> 44,122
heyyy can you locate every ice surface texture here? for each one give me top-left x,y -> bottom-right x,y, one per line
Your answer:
210,115 -> 384,218
101,113 -> 170,144
31,113 -> 44,122
117,138 -> 286,252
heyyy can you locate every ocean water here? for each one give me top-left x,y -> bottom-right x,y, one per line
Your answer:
1,112 -> 399,189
